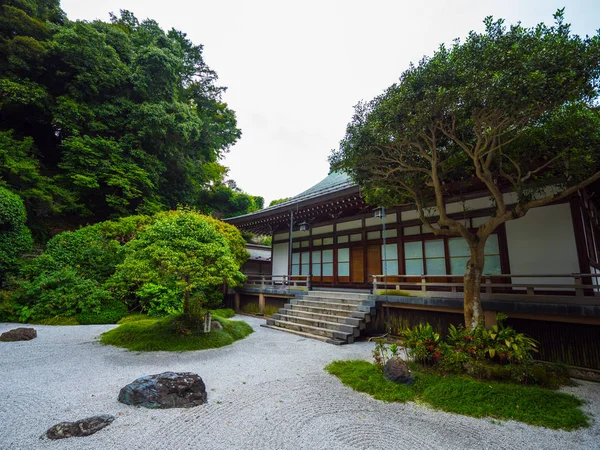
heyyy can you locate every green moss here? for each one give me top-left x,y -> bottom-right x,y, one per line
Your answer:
375,289 -> 415,297
100,314 -> 253,351
325,360 -> 588,430
117,314 -> 149,324
31,316 -> 79,326
325,360 -> 415,402
210,308 -> 235,318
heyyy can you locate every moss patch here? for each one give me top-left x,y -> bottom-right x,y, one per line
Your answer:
325,360 -> 588,430
30,316 -> 79,326
100,314 -> 253,351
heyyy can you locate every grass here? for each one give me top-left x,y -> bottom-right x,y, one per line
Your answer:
30,316 -> 79,326
100,314 -> 253,352
210,308 -> 235,318
325,360 -> 588,430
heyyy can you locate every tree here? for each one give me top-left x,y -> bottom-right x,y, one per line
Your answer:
0,4 -> 255,235
111,210 -> 245,322
330,10 -> 600,329
269,197 -> 291,207
0,186 -> 33,281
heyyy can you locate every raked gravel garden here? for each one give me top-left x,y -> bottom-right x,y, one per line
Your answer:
1,315 -> 599,450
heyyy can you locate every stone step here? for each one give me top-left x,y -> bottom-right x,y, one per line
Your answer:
305,291 -> 371,300
280,308 -> 363,328
287,303 -> 354,316
266,319 -> 355,343
300,296 -> 366,306
295,299 -> 358,311
271,313 -> 359,336
287,304 -> 368,320
260,324 -> 346,345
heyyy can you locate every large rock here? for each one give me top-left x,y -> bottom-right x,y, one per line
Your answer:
0,327 -> 37,341
118,372 -> 207,409
383,357 -> 415,385
211,320 -> 223,331
45,415 -> 115,440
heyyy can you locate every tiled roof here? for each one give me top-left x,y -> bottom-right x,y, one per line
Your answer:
226,171 -> 356,222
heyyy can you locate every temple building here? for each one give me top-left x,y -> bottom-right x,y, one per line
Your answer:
226,172 -> 600,370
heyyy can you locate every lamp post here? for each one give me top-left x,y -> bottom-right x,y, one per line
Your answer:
288,210 -> 294,283
374,207 -> 387,291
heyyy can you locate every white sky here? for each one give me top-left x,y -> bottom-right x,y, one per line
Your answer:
61,0 -> 600,206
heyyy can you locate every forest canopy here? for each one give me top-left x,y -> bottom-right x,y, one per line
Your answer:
0,0 -> 262,237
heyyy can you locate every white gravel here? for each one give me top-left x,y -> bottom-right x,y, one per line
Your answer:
0,316 -> 599,450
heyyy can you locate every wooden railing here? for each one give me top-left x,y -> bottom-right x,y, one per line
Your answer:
372,273 -> 600,303
243,274 -> 311,291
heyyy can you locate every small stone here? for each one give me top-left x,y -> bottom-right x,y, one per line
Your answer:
45,415 -> 115,440
118,372 -> 207,409
383,357 -> 415,385
211,321 -> 223,331
0,327 -> 37,341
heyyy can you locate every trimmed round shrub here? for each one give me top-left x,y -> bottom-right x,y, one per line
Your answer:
0,186 -> 33,280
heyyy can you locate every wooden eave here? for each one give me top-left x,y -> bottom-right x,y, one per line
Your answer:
227,186 -> 365,234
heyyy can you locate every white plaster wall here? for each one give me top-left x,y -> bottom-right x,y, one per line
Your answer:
365,213 -> 397,227
337,219 -> 362,231
272,242 -> 289,276
505,203 -> 579,286
312,224 -> 334,235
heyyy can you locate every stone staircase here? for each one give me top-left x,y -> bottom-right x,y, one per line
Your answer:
263,291 -> 375,344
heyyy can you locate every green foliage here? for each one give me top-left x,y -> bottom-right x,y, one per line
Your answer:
0,3 -> 259,237
268,197 -> 291,207
326,360 -> 415,403
109,210 -> 245,321
325,360 -> 588,430
210,308 -> 235,318
100,314 -> 253,351
5,210 -> 242,323
331,11 -> 600,209
0,186 -> 33,281
76,299 -> 128,324
117,313 -> 148,324
401,323 -> 443,364
13,266 -> 112,320
371,339 -> 400,371
401,316 -> 546,386
31,316 -> 79,326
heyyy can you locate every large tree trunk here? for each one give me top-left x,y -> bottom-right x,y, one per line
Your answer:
463,242 -> 486,329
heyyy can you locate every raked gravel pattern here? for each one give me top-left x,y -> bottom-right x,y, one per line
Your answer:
0,316 -> 599,450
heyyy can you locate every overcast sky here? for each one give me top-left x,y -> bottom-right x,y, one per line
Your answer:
61,0 -> 599,206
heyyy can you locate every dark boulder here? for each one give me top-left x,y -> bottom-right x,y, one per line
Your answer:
0,327 -> 37,341
118,372 -> 207,409
45,415 -> 115,440
384,357 -> 415,385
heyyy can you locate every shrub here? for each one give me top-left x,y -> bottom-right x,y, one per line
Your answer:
77,299 -> 128,324
109,210 -> 245,323
401,323 -> 443,365
401,316 -> 545,386
371,339 -> 400,372
0,186 -> 33,282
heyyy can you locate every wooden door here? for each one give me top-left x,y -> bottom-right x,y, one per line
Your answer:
351,247 -> 364,283
367,245 -> 382,279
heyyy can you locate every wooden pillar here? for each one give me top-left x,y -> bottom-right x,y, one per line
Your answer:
234,292 -> 240,312
258,293 -> 266,315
